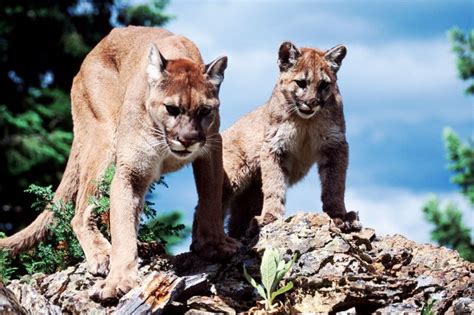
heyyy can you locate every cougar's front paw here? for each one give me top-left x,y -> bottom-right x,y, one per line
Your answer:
87,252 -> 110,277
333,211 -> 362,232
191,234 -> 241,261
90,271 -> 138,303
247,212 -> 281,237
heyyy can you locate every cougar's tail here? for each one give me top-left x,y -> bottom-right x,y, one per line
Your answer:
0,141 -> 80,255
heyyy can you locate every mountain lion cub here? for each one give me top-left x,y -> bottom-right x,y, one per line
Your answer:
222,41 -> 360,237
0,26 -> 239,301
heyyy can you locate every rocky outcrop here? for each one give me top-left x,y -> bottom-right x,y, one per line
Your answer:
1,212 -> 473,314
0,281 -> 26,314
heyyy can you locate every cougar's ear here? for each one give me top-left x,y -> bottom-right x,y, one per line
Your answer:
325,45 -> 347,73
147,44 -> 167,86
278,41 -> 301,72
205,56 -> 228,88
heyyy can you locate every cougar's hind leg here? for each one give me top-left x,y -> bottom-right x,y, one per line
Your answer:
69,55 -> 122,276
71,139 -> 113,277
228,182 -> 263,238
70,95 -> 115,277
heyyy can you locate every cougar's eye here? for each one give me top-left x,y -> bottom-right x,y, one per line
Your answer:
319,81 -> 330,92
165,105 -> 180,116
199,106 -> 212,117
295,79 -> 307,89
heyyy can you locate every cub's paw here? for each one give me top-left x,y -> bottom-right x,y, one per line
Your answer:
333,211 -> 362,232
87,252 -> 110,277
90,273 -> 138,304
246,212 -> 281,237
191,235 -> 241,262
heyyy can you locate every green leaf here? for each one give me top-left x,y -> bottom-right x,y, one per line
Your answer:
274,254 -> 296,290
256,284 -> 266,300
277,259 -> 285,271
421,299 -> 436,315
243,265 -> 266,299
260,247 -> 278,295
270,281 -> 294,303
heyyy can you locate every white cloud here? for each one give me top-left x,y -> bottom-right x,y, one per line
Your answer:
344,39 -> 457,94
341,38 -> 472,124
165,1 -> 377,51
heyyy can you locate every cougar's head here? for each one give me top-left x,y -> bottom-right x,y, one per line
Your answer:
276,41 -> 347,119
145,44 -> 227,160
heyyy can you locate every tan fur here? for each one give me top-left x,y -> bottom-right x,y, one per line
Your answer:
0,26 -> 239,301
221,42 -> 360,237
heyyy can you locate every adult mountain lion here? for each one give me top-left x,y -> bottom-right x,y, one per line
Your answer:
221,41 -> 361,237
0,26 -> 239,301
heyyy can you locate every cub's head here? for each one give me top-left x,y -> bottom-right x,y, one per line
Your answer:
276,41 -> 347,119
145,44 -> 227,160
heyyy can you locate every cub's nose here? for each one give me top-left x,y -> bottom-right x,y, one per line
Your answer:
177,131 -> 201,148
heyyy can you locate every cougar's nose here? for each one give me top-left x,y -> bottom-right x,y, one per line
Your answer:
307,98 -> 320,108
177,131 -> 201,148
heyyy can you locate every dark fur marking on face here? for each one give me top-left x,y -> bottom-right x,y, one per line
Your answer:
160,59 -> 216,99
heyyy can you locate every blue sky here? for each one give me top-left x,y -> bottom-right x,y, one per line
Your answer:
147,0 -> 473,252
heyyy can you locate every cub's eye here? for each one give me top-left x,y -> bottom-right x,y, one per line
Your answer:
165,105 -> 181,116
199,106 -> 212,117
319,81 -> 330,91
295,79 -> 307,89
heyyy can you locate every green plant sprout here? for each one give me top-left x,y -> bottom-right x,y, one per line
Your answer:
421,299 -> 436,315
243,247 -> 296,311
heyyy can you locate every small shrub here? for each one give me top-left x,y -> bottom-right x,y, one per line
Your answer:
18,185 -> 83,275
5,164 -> 188,279
90,165 -> 188,249
0,232 -> 17,283
243,247 -> 296,311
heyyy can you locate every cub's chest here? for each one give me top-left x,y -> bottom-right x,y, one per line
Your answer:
266,121 -> 322,158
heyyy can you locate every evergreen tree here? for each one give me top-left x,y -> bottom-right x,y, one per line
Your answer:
448,27 -> 474,95
423,128 -> 474,261
423,27 -> 474,262
0,1 -> 172,232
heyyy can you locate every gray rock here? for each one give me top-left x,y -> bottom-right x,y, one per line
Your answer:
3,212 -> 473,314
0,281 -> 26,315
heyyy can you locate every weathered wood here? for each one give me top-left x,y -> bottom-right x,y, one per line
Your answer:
115,272 -> 184,315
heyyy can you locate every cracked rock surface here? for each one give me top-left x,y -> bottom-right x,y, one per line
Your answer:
1,212 -> 473,314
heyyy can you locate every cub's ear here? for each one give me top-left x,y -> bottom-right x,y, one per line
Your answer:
147,44 -> 167,86
325,45 -> 347,73
205,56 -> 228,87
278,41 -> 301,72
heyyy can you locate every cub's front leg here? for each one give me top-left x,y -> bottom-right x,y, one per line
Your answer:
91,165 -> 151,302
191,135 -> 240,260
248,142 -> 287,234
318,140 -> 361,232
